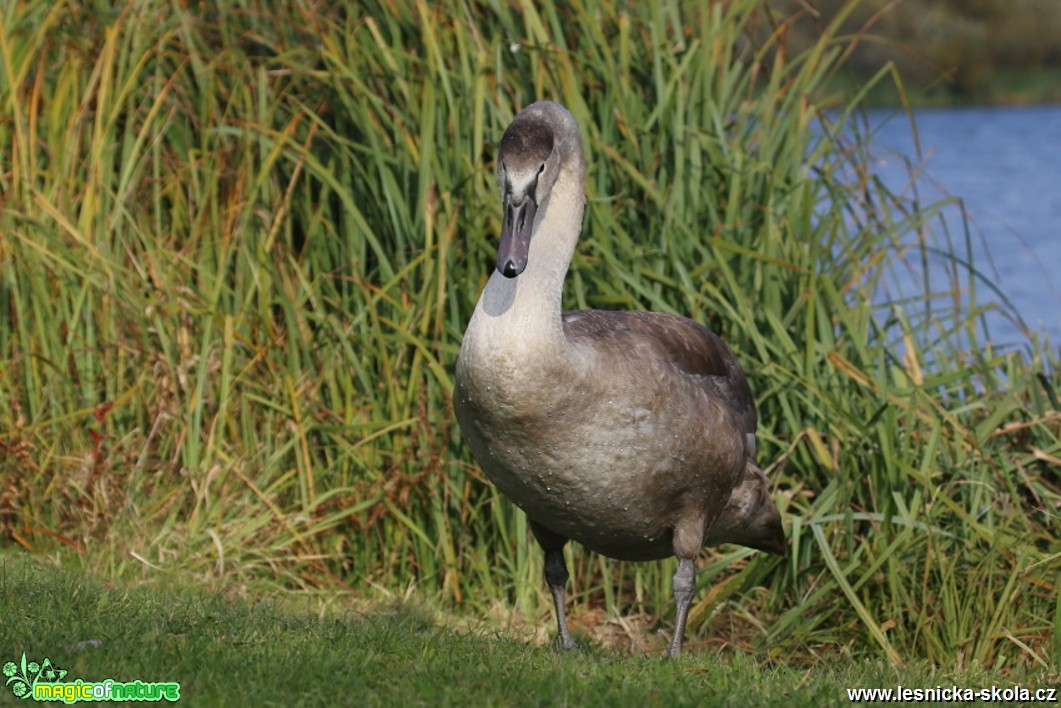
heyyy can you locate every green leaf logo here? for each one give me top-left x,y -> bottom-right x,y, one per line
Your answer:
4,653 -> 65,700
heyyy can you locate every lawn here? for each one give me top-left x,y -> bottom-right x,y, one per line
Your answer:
4,556 -> 1055,706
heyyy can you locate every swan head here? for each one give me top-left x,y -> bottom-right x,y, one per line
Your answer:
706,464 -> 787,556
495,101 -> 583,278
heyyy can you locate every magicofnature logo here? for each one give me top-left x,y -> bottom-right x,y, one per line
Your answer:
4,653 -> 180,703
4,654 -> 66,699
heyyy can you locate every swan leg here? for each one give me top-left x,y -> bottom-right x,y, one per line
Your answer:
668,557 -> 696,656
543,548 -> 577,650
669,517 -> 705,656
530,520 -> 577,650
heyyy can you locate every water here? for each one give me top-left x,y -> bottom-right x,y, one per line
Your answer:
863,104 -> 1061,348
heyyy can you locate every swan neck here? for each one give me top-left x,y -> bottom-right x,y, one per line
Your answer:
478,167 -> 585,340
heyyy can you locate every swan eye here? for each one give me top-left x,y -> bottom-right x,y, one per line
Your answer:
537,163 -> 546,176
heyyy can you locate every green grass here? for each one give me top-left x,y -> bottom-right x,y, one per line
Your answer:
0,0 -> 1059,683
3,555 -> 1055,706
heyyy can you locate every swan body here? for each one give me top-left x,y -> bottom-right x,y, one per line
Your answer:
454,101 -> 784,655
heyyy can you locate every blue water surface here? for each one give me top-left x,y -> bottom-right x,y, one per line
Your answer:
863,103 -> 1061,349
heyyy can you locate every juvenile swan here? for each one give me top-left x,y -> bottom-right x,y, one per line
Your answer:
454,101 -> 785,656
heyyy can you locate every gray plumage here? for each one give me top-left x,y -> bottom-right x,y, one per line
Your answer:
454,101 -> 785,656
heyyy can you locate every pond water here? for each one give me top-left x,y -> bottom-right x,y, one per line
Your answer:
863,103 -> 1061,350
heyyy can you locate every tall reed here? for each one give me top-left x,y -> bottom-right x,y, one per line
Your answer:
0,0 -> 1057,669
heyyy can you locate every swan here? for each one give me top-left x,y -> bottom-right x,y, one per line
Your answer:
454,101 -> 785,656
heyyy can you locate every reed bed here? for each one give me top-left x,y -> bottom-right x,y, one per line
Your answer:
1,0 -> 1058,671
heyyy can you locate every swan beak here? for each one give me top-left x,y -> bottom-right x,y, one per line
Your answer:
758,494 -> 787,557
764,516 -> 787,557
497,193 -> 537,278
